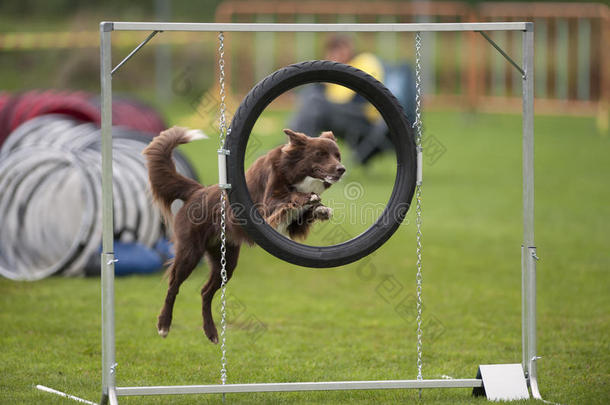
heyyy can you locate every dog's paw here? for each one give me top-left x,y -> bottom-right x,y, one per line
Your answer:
309,193 -> 321,204
204,323 -> 219,344
157,317 -> 171,338
303,193 -> 322,210
313,206 -> 333,220
206,332 -> 219,344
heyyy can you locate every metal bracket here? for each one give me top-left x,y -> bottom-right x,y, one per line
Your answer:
111,31 -> 161,76
416,146 -> 423,186
528,356 -> 543,400
100,21 -> 114,32
217,148 -> 231,189
531,249 -> 540,261
477,31 -> 526,79
102,252 -> 116,267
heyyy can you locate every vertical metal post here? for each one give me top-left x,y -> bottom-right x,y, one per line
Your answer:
527,246 -> 541,399
155,0 -> 172,103
100,22 -> 118,405
521,245 -> 527,370
521,22 -> 536,390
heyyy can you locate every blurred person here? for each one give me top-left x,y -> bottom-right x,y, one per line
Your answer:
290,34 -> 416,164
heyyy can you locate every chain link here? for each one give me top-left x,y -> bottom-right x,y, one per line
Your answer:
218,31 -> 229,388
413,31 -> 424,385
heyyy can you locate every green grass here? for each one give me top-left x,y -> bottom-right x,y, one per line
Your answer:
1,111 -> 609,404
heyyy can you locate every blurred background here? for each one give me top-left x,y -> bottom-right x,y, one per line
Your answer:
1,0 -> 608,125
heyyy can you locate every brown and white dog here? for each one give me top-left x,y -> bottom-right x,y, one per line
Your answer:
143,127 -> 345,343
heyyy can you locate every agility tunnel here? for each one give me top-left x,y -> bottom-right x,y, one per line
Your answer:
0,92 -> 197,280
0,90 -> 166,146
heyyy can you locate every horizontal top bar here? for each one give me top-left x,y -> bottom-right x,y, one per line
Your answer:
106,22 -> 531,32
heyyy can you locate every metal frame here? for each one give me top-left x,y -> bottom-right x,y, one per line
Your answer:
98,22 -> 536,404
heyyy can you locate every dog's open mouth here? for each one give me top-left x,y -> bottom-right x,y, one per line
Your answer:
323,175 -> 342,186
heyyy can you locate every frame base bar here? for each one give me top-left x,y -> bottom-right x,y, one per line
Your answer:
116,379 -> 482,396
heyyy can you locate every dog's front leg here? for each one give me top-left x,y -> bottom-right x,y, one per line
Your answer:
265,192 -> 318,235
284,195 -> 333,240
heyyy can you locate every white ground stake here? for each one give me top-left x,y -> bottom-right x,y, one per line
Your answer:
36,385 -> 98,405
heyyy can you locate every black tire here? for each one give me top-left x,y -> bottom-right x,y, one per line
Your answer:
226,60 -> 416,268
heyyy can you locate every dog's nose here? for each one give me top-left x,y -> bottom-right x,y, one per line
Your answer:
336,165 -> 346,176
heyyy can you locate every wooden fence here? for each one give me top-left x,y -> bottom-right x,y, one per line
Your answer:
215,1 -> 609,119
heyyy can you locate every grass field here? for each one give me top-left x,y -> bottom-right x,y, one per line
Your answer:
1,110 -> 608,404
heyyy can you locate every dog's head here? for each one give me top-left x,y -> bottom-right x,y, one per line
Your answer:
281,129 -> 345,193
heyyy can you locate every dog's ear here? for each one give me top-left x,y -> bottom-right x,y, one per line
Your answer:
284,128 -> 308,146
319,131 -> 336,142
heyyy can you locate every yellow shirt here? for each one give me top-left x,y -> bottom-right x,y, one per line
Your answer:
325,53 -> 384,122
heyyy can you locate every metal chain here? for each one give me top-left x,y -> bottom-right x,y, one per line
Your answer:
413,31 -> 424,386
218,32 -> 231,148
218,31 -> 229,389
413,31 -> 423,147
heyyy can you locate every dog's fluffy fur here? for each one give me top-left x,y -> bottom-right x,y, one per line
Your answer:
143,126 -> 345,343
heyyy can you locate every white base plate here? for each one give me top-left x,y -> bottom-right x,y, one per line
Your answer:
473,364 -> 530,401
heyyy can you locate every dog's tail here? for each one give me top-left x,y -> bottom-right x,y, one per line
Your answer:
143,126 -> 207,226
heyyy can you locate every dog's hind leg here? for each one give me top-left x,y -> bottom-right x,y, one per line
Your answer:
157,241 -> 205,338
201,243 -> 240,343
